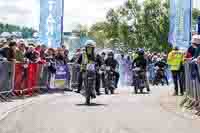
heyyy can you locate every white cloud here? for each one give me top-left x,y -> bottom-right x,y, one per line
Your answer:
1,0 -> 199,32
0,0 -> 127,31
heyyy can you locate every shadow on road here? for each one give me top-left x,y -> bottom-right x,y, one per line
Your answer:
76,103 -> 108,107
133,92 -> 150,95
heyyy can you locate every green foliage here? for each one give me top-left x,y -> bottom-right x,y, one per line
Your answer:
192,8 -> 200,21
0,22 -> 35,38
192,8 -> 200,29
89,0 -> 170,52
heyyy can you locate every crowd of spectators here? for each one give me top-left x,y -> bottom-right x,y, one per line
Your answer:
0,39 -> 70,65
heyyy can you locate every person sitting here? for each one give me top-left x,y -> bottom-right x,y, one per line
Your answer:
105,52 -> 120,88
132,49 -> 150,92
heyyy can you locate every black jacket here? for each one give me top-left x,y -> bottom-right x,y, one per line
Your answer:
105,58 -> 118,70
133,56 -> 147,70
155,61 -> 167,68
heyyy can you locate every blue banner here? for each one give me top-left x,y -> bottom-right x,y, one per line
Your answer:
169,0 -> 192,49
39,0 -> 64,48
49,65 -> 69,89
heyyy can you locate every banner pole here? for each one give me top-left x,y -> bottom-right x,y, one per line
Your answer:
190,0 -> 193,43
61,0 -> 64,47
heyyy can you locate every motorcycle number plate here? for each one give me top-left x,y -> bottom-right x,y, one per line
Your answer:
106,66 -> 111,71
87,64 -> 95,71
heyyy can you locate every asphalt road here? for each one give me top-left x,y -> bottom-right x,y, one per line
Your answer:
0,87 -> 200,133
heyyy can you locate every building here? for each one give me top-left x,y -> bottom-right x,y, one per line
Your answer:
63,32 -> 81,58
193,0 -> 200,8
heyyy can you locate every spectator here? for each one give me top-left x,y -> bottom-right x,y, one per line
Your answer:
64,49 -> 69,63
192,35 -> 200,58
40,45 -> 47,60
25,44 -> 36,62
186,35 -> 200,59
55,48 -> 66,65
46,48 -> 55,62
7,41 -> 17,62
0,42 -> 9,59
32,50 -> 46,64
16,42 -> 26,62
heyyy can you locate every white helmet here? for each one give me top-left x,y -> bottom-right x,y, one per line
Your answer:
84,40 -> 96,48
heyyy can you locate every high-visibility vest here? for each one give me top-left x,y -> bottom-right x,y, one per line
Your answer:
132,53 -> 138,60
167,50 -> 184,71
81,52 -> 94,71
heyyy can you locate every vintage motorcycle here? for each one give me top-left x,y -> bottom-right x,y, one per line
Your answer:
82,63 -> 96,105
104,66 -> 116,95
153,66 -> 167,86
132,67 -> 146,94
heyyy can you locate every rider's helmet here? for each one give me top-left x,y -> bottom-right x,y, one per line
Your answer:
108,51 -> 114,59
138,48 -> 145,56
84,40 -> 96,55
84,40 -> 96,48
173,46 -> 179,51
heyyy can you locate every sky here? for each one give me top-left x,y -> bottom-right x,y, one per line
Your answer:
0,0 -> 199,32
0,0 -> 127,31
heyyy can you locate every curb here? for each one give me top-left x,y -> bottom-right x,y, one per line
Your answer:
160,94 -> 200,121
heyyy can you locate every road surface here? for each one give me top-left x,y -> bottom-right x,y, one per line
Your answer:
0,86 -> 199,133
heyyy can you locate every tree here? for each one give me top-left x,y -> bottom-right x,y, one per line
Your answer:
0,22 -> 34,38
192,8 -> 200,21
89,0 -> 170,52
89,22 -> 110,48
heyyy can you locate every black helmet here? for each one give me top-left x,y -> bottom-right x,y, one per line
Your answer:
138,48 -> 145,55
101,52 -> 106,56
108,51 -> 114,57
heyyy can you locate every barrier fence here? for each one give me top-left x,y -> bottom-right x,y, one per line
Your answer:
0,62 -> 81,101
184,62 -> 200,101
2,61 -> 198,103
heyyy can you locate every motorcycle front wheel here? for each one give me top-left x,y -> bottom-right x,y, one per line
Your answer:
110,87 -> 115,94
86,96 -> 90,105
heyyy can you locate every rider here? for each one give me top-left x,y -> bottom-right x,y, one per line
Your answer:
76,40 -> 97,94
104,51 -> 120,88
154,58 -> 169,85
132,48 -> 150,92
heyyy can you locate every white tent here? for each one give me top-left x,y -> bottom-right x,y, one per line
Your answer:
0,32 -> 11,38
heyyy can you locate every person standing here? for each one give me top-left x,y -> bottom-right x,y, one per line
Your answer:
16,42 -> 26,62
193,35 -> 200,58
167,46 -> 184,96
6,42 -> 17,62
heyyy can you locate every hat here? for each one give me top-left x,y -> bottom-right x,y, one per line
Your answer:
34,50 -> 40,55
192,35 -> 200,45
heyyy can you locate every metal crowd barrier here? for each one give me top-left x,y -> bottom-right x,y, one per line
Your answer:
0,61 -> 15,101
184,62 -> 200,101
0,62 -> 81,101
68,63 -> 80,90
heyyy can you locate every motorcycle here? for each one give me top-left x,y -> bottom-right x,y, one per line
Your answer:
132,67 -> 146,94
153,66 -> 166,86
104,66 -> 116,95
82,64 -> 96,105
